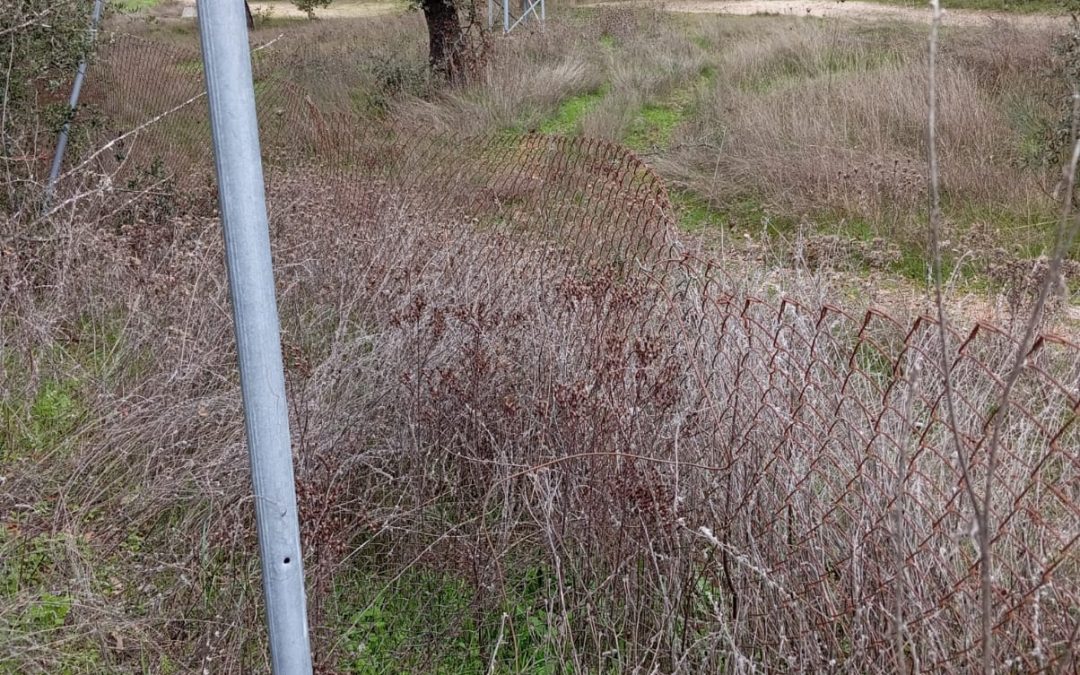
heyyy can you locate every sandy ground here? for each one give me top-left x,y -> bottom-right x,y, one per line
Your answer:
172,0 -> 405,19
245,0 -> 405,18
163,0 -> 1067,27
588,0 -> 1067,29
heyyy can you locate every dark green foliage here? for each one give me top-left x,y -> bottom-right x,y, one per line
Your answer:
293,0 -> 333,18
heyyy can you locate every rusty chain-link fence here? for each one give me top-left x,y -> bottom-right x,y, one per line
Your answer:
39,32 -> 1080,672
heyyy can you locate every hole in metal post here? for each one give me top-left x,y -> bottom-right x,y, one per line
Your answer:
283,557 -> 291,565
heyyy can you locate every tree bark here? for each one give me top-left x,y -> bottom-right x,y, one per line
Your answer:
420,0 -> 464,82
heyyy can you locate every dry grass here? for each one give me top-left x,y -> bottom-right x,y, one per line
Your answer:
3,6 -> 1079,674
664,20 -> 1062,243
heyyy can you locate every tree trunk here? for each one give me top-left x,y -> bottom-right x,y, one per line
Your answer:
420,0 -> 464,82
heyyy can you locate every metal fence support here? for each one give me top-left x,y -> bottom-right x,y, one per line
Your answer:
43,0 -> 106,208
195,2 -> 313,673
488,0 -> 545,34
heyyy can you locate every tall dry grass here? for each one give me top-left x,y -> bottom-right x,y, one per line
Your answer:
663,19 -> 1063,243
6,121 -> 1079,673
3,7 -> 1078,674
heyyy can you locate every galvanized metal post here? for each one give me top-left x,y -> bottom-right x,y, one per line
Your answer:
43,0 -> 106,208
195,2 -> 312,673
503,0 -> 510,34
488,0 -> 494,30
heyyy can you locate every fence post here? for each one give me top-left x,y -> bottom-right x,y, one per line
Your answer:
43,0 -> 106,208
195,2 -> 313,673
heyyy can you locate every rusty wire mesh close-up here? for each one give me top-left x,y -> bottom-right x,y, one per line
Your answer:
26,29 -> 1080,673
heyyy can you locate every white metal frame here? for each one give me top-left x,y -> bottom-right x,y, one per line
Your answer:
487,0 -> 545,34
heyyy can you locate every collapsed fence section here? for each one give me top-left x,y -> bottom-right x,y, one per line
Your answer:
38,31 -> 1080,672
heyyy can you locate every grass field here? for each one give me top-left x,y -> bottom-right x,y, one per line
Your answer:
196,6 -> 1076,299
111,0 -> 162,11
3,3 -> 1079,673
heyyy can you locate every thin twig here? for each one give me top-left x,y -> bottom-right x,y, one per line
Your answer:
927,1 -> 992,670
980,81 -> 1080,675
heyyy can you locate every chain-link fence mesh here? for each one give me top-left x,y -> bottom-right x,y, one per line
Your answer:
41,32 -> 1079,672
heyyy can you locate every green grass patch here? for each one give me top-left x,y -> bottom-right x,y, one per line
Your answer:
724,194 -> 795,237
1004,95 -> 1055,169
886,245 -> 983,285
671,190 -> 726,232
739,44 -> 902,93
175,58 -> 204,76
809,207 -> 880,241
111,0 -> 161,11
332,565 -> 565,673
948,202 -> 1067,258
671,189 -> 801,243
625,104 -> 682,151
1,378 -> 82,462
0,532 -> 108,674
538,86 -> 608,135
625,66 -> 716,152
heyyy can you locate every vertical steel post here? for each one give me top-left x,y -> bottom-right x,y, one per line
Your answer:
195,2 -> 312,673
540,0 -> 546,23
488,0 -> 494,30
503,0 -> 510,34
43,0 -> 106,208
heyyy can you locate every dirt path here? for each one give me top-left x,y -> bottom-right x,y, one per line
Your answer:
172,0 -> 405,19
591,0 -> 1067,29
166,0 -> 1066,26
245,0 -> 405,18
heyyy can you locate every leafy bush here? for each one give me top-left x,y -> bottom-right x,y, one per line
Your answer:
293,0 -> 332,18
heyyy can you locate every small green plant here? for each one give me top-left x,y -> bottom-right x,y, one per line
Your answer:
334,569 -> 480,673
294,0 -> 332,18
26,592 -> 73,630
1,378 -> 82,462
111,0 -> 162,11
